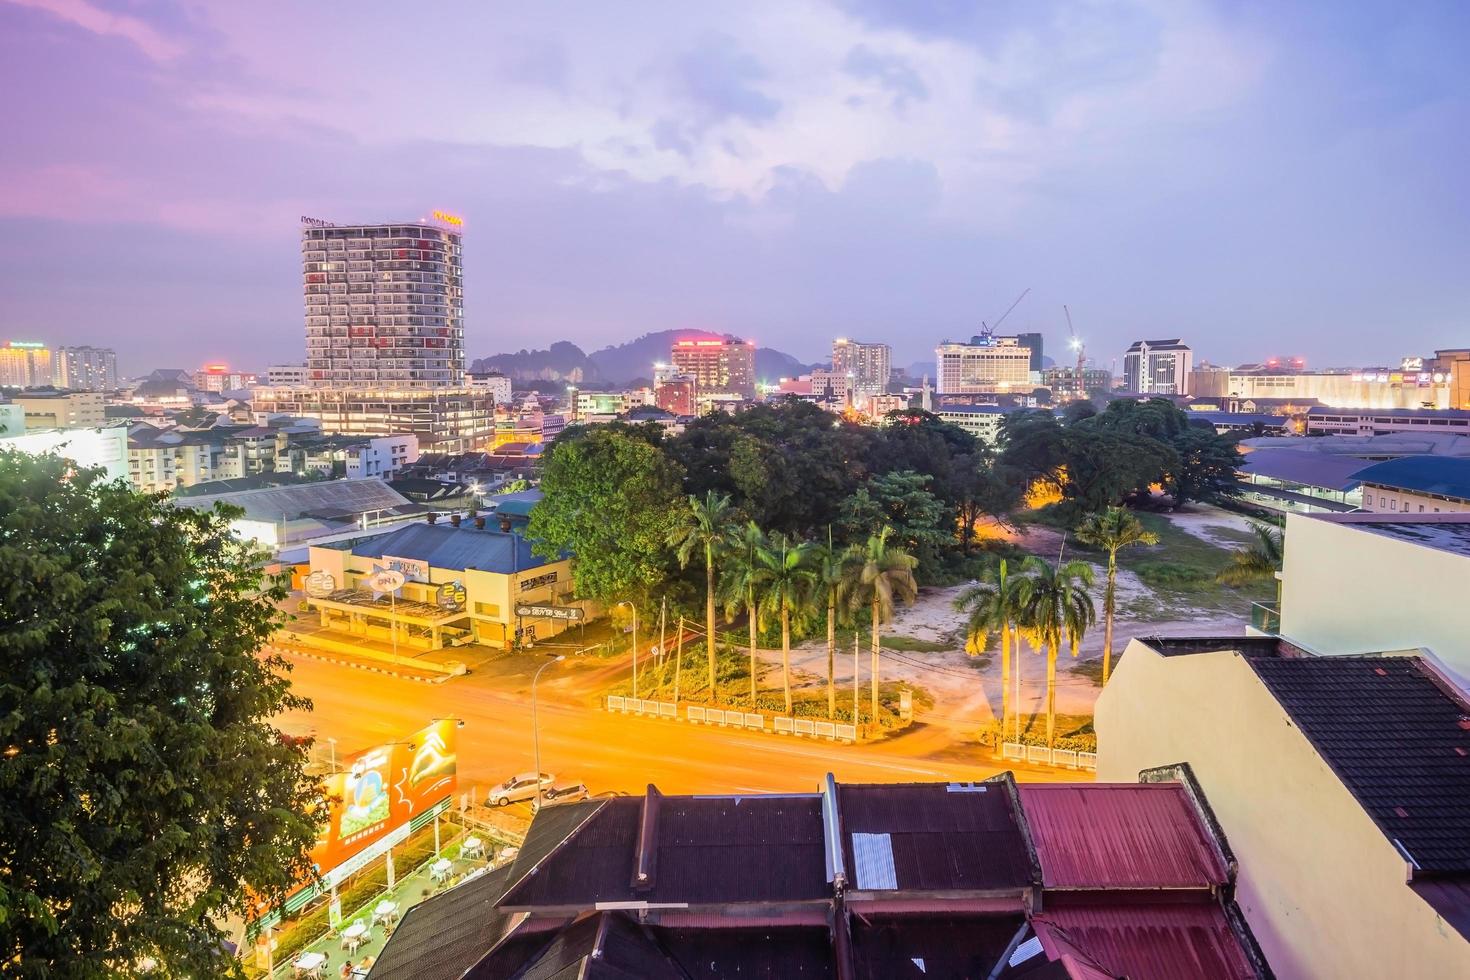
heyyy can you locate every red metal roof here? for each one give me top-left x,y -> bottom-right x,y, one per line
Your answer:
1019,784 -> 1228,890
1034,905 -> 1257,980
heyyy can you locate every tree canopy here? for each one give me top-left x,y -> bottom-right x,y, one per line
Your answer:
0,451 -> 321,978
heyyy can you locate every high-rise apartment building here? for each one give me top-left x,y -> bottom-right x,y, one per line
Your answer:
670,338 -> 755,398
249,386 -> 495,454
193,363 -> 257,393
934,337 -> 1033,394
831,338 -> 891,395
1123,339 -> 1193,395
54,346 -> 118,391
0,341 -> 53,389
301,219 -> 464,388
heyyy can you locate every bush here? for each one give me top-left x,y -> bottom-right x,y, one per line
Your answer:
975,719 -> 1097,754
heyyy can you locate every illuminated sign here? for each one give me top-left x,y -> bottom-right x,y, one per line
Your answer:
515,603 -> 584,621
6,341 -> 45,349
300,215 -> 335,228
431,209 -> 464,227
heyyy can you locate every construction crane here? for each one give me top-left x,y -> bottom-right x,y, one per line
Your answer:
976,287 -> 1031,342
1063,304 -> 1087,398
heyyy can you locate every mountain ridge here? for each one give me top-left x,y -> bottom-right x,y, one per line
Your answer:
471,329 -> 820,386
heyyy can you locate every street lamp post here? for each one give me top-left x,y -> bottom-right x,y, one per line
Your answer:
326,737 -> 337,773
531,655 -> 565,811
616,600 -> 640,700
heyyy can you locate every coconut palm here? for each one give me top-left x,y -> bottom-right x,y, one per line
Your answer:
848,526 -> 919,723
954,558 -> 1022,751
667,491 -> 736,698
719,520 -> 768,706
1216,520 -> 1284,600
751,533 -> 817,714
810,528 -> 862,719
1075,507 -> 1158,685
1014,556 -> 1096,748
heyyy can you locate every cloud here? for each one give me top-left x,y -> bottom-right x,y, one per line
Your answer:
842,44 -> 928,109
4,0 -> 185,61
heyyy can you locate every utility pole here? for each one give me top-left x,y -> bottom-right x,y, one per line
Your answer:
853,633 -> 860,725
673,616 -> 684,704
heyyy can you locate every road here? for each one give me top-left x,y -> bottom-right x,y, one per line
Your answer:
273,647 -> 1081,797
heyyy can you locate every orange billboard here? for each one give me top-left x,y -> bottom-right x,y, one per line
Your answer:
313,720 -> 458,878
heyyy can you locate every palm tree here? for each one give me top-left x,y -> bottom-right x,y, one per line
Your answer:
1216,520 -> 1284,600
751,534 -> 817,714
954,558 -> 1022,752
1014,556 -> 1096,748
848,527 -> 919,723
1074,507 -> 1158,685
720,520 -> 768,706
667,491 -> 735,699
810,528 -> 861,719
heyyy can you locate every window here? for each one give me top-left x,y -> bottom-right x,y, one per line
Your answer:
1419,505 -> 1425,512
1390,500 -> 1397,511
475,602 -> 500,617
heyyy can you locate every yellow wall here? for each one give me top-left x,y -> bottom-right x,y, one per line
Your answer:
1097,641 -> 1469,979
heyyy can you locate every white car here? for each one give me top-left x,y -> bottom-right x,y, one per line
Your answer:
534,782 -> 590,810
489,771 -> 554,806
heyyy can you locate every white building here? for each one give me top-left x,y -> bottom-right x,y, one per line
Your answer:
933,406 -> 1010,445
1,424 -> 129,482
1306,406 -> 1470,435
1123,339 -> 1193,395
264,363 -> 310,386
55,346 -> 118,391
466,372 -> 513,404
9,390 -> 105,429
831,338 -> 890,395
302,218 -> 464,388
935,337 -> 1033,394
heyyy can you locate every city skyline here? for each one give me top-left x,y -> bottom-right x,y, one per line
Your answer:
2,1 -> 1468,375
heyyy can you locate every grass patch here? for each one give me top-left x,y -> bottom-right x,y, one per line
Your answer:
1068,659 -> 1105,685
1112,512 -> 1252,615
880,634 -> 954,653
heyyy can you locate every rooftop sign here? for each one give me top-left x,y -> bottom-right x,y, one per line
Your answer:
431,210 -> 464,227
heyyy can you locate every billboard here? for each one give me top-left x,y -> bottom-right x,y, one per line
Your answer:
312,720 -> 458,880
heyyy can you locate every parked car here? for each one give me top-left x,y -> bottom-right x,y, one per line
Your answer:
535,782 -> 589,810
488,771 -> 554,806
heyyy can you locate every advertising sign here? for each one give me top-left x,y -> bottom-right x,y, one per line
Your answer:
365,569 -> 406,594
384,556 -> 429,583
438,581 -> 467,610
515,603 -> 584,621
304,570 -> 337,598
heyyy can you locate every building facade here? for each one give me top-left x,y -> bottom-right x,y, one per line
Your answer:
464,372 -> 512,404
0,341 -> 53,389
10,390 -> 105,429
54,346 -> 118,391
1306,406 -> 1470,436
1212,368 -> 1450,411
654,376 -> 696,416
1123,339 -> 1193,395
193,363 -> 257,393
934,337 -> 1033,394
670,338 -> 755,397
264,363 -> 310,386
830,338 -> 890,395
302,220 -> 464,388
249,386 -> 494,453
2,424 -> 129,482
933,405 -> 1010,445
1042,365 -> 1112,399
1350,456 -> 1470,514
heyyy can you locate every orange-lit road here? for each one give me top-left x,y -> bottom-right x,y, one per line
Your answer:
273,650 -> 1079,797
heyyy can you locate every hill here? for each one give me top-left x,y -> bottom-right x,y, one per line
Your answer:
473,331 -> 820,387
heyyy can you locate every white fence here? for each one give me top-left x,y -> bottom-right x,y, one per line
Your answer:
607,696 -> 858,742
1002,741 -> 1097,771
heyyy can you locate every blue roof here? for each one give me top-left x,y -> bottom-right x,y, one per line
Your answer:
1239,448 -> 1364,492
1351,455 -> 1470,501
1309,407 -> 1470,419
350,522 -> 560,574
1186,411 -> 1288,427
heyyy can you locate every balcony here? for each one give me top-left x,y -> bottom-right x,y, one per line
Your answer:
1250,601 -> 1281,635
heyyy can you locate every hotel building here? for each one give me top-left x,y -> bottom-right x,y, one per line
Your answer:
1123,339 -> 1193,395
0,341 -> 53,389
934,337 -> 1033,394
55,346 -> 118,391
670,337 -> 755,398
830,338 -> 890,395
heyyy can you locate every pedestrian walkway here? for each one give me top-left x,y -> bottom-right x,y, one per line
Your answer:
270,833 -> 516,978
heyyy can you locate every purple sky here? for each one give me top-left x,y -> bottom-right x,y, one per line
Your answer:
2,0 -> 1467,377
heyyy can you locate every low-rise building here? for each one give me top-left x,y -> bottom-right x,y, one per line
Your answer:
263,363 -> 309,387
1306,406 -> 1470,436
275,433 -> 419,479
9,389 -> 105,429
933,405 -> 1011,444
306,515 -> 588,650
1236,448 -> 1365,514
464,371 -> 513,404
249,386 -> 496,454
1353,456 -> 1470,514
1,423 -> 129,482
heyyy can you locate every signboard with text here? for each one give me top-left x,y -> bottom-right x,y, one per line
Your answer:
515,603 -> 584,621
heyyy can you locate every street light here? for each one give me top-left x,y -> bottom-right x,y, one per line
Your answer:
616,600 -> 639,699
326,737 -> 337,773
531,655 -> 565,811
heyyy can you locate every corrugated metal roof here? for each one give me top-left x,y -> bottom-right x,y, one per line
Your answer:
836,781 -> 1037,893
849,914 -> 1025,980
1351,454 -> 1470,500
1033,905 -> 1258,980
1018,784 -> 1228,890
1238,448 -> 1366,491
350,521 -> 558,574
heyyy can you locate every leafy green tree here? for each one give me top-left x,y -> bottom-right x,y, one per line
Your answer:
1061,399 -> 1098,426
848,527 -> 920,722
838,471 -> 948,579
530,428 -> 685,604
1168,426 -> 1244,506
668,491 -> 737,698
1216,521 -> 1284,600
810,531 -> 862,718
719,521 -> 768,705
954,558 -> 1023,751
1074,507 -> 1158,684
0,451 -> 322,978
751,534 -> 817,713
997,409 -> 1068,492
1014,557 -> 1096,747
1059,428 -> 1176,512
953,455 -> 1023,554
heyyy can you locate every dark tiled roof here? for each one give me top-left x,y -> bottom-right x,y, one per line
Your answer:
1351,454 -> 1470,500
1019,784 -> 1228,890
836,779 -> 1038,893
849,914 -> 1024,980
1249,655 -> 1470,873
350,522 -> 559,574
1138,636 -> 1283,658
367,866 -> 511,980
658,924 -> 835,980
500,793 -> 830,908
514,913 -> 682,980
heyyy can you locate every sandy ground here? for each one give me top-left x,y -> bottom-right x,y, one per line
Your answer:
761,503 -> 1259,742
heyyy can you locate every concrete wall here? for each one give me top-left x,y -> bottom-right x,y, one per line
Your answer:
1097,640 -> 1469,979
1360,483 -> 1470,515
1280,514 -> 1470,685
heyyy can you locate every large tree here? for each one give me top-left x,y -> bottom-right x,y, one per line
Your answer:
719,520 -> 768,706
838,470 -> 948,580
810,531 -> 861,719
751,534 -> 816,714
1014,557 -> 1096,748
1074,507 -> 1158,685
529,428 -> 686,604
0,451 -> 321,978
954,558 -> 1023,753
848,527 -> 920,723
667,491 -> 737,698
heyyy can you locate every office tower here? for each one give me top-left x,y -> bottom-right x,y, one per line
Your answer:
934,337 -> 1033,394
301,219 -> 464,388
54,346 -> 118,391
1123,340 -> 1193,395
831,338 -> 891,395
0,341 -> 53,389
670,338 -> 756,398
